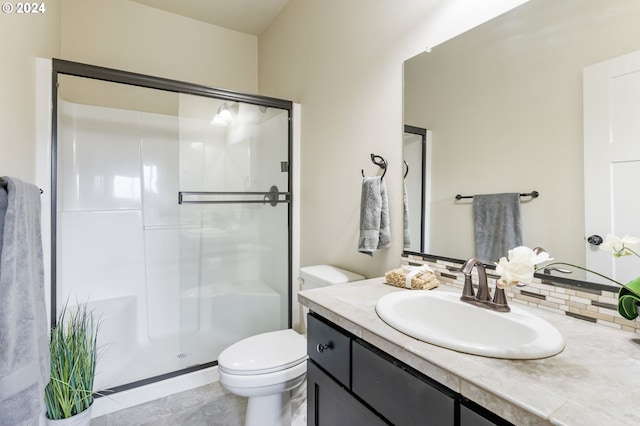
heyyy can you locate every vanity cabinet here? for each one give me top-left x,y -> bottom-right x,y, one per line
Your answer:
307,312 -> 513,426
307,314 -> 386,425
307,361 -> 387,426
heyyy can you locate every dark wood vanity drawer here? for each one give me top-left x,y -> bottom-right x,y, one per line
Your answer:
307,313 -> 351,387
352,340 -> 456,426
307,360 -> 387,426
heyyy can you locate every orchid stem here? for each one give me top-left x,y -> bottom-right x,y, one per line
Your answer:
615,246 -> 640,258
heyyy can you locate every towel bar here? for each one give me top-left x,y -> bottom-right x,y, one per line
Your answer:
0,177 -> 43,194
455,191 -> 539,200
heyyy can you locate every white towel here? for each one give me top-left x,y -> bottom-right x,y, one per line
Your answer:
473,193 -> 522,264
0,177 -> 49,426
358,176 -> 391,256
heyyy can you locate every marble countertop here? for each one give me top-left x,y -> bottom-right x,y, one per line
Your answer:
298,278 -> 640,426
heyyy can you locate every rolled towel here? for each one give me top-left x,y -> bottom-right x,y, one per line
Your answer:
618,277 -> 640,320
385,265 -> 439,290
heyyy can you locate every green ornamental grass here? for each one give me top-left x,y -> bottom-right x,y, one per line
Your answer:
44,303 -> 99,420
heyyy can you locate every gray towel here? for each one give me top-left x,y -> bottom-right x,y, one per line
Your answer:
358,176 -> 391,256
403,181 -> 411,248
473,193 -> 522,264
0,177 -> 49,426
0,185 -> 6,260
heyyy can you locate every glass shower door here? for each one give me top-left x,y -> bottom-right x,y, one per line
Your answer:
54,60 -> 292,392
175,94 -> 291,367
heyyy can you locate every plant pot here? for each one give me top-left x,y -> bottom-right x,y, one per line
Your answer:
45,405 -> 92,426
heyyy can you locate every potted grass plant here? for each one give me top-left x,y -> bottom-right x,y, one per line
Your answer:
44,303 -> 99,426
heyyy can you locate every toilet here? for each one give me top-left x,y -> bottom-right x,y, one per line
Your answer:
217,265 -> 364,426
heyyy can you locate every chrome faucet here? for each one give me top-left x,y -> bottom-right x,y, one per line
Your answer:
459,257 -> 510,312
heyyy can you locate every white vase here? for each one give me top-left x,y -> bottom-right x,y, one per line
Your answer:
45,405 -> 92,426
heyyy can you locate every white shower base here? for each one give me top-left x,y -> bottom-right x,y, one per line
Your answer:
91,365 -> 219,418
90,280 -> 282,399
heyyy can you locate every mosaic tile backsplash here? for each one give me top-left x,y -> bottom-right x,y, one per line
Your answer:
402,253 -> 640,335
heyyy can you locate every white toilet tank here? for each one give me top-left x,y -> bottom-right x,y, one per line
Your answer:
299,265 -> 364,291
299,265 -> 364,331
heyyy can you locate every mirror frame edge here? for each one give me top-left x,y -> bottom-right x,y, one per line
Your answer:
403,125 -> 427,253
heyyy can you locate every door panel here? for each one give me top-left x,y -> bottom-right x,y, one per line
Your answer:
177,94 -> 291,367
583,49 -> 640,284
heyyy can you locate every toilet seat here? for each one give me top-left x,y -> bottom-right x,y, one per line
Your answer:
218,359 -> 307,395
218,329 -> 307,375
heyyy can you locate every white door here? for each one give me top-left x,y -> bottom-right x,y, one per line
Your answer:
584,49 -> 640,285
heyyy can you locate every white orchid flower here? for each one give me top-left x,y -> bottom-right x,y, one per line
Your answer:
600,234 -> 640,258
495,246 -> 551,288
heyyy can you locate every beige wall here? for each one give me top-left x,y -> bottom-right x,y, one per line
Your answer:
258,0 -> 528,278
0,1 -> 61,182
60,0 -> 258,93
404,0 -> 640,268
1,0 -> 257,187
2,0 -> 527,280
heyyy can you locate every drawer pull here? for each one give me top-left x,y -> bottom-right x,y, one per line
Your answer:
316,342 -> 333,353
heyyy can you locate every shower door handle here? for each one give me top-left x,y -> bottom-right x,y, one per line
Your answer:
178,188 -> 291,206
263,186 -> 280,207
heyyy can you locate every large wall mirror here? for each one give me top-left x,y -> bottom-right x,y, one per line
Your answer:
403,0 -> 640,287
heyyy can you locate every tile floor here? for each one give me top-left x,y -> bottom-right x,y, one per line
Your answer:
90,382 -> 247,426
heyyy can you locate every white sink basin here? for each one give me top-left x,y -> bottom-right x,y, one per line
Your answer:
375,291 -> 565,359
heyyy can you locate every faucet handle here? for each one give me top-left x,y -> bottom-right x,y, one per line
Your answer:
461,274 -> 475,301
491,287 -> 511,312
544,266 -> 572,275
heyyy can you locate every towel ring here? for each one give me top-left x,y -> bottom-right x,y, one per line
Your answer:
361,153 -> 387,180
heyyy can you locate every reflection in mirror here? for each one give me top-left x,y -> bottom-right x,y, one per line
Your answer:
403,0 -> 640,288
403,125 -> 426,253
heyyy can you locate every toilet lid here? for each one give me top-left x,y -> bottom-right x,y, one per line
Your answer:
218,329 -> 307,375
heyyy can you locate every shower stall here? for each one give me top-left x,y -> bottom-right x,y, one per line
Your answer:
51,60 -> 293,393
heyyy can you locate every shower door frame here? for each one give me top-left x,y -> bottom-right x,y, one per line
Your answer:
50,58 -> 293,393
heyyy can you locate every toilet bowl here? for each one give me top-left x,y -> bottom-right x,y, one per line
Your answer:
218,329 -> 307,426
218,266 -> 364,426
